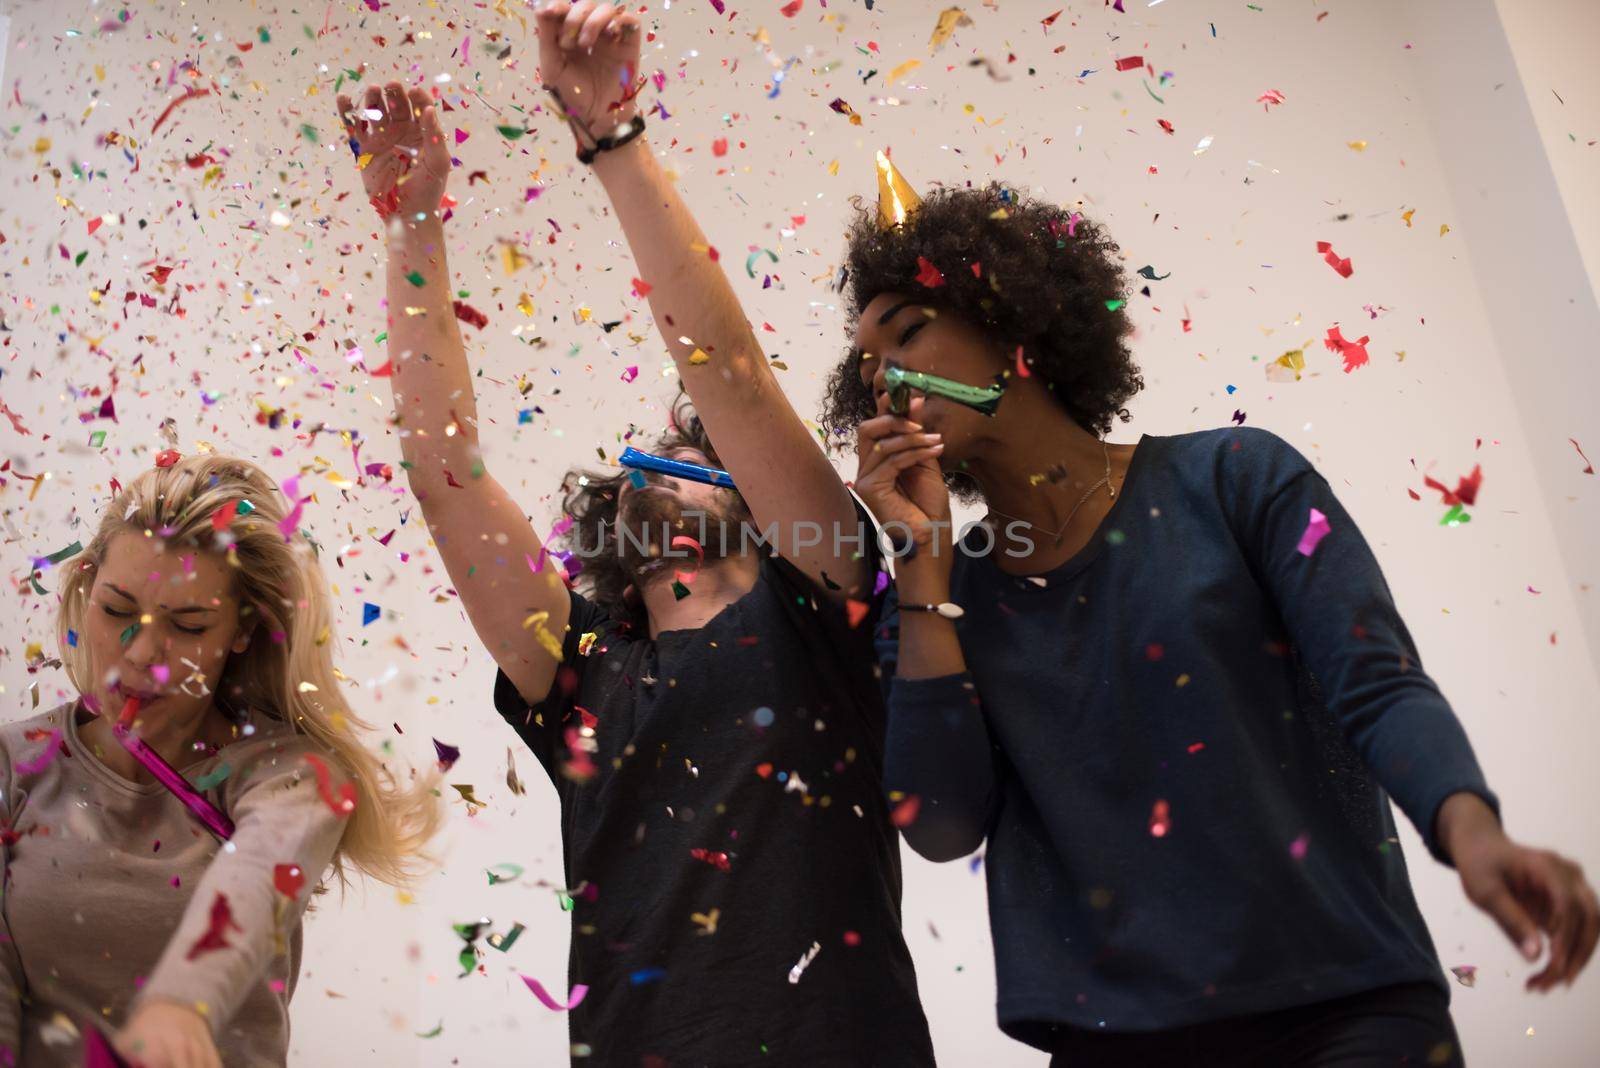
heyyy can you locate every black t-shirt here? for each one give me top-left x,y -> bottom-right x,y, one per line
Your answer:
494,541 -> 935,1067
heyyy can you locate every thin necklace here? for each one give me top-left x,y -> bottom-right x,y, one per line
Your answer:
985,439 -> 1115,543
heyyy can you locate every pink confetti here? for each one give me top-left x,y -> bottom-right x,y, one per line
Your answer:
620,366 -> 639,383
522,976 -> 589,1011
278,476 -> 307,540
1289,833 -> 1310,860
455,128 -> 470,144
15,728 -> 64,775
1296,508 -> 1330,557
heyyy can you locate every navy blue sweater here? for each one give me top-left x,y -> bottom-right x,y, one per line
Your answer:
879,427 -> 1497,1050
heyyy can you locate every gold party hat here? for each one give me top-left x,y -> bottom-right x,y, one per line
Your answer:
875,150 -> 922,229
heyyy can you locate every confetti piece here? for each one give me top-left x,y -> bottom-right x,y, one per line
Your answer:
185,892 -> 243,960
488,922 -> 525,950
452,301 -> 489,330
1289,832 -> 1310,860
1450,965 -> 1477,988
1115,56 -> 1144,72
915,256 -> 945,287
523,977 -> 589,1011
888,59 -> 922,85
304,752 -> 357,816
1148,799 -> 1171,838
1296,508 -> 1330,557
151,87 -> 211,135
362,602 -> 381,626
15,728 -> 64,775
930,7 -> 973,51
1323,325 -> 1370,373
1423,465 -> 1483,507
486,863 -> 523,885
1570,439 -> 1594,474
274,863 -> 306,899
890,795 -> 921,827
194,763 -> 232,791
788,941 -> 822,984
744,248 -> 778,278
620,366 -> 639,383
1257,88 -> 1287,110
690,848 -> 731,872
629,967 -> 666,985
434,738 -> 461,771
1315,241 -> 1354,278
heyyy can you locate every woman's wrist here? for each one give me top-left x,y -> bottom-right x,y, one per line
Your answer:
1436,791 -> 1503,863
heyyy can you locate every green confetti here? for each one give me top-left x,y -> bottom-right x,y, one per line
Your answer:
1104,299 -> 1127,311
488,922 -> 525,952
406,270 -> 426,287
416,1023 -> 443,1039
671,579 -> 691,601
486,863 -> 524,886
257,26 -> 270,43
74,250 -> 88,267
195,764 -> 232,791
374,331 -> 388,344
120,622 -> 141,646
496,125 -> 526,140
89,430 -> 106,448
300,123 -> 319,143
237,499 -> 256,515
42,541 -> 83,565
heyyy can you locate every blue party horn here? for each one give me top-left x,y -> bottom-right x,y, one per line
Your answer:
618,447 -> 737,490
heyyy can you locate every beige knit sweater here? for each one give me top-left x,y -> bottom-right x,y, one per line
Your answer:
0,701 -> 348,1066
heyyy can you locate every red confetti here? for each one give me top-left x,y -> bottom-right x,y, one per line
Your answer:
452,301 -> 489,330
1322,324 -> 1370,373
690,847 -> 732,872
185,892 -> 243,960
211,500 -> 240,532
274,863 -> 306,899
1423,464 -> 1482,507
632,277 -> 653,297
1014,345 -> 1031,379
914,256 -> 945,288
1571,438 -> 1594,475
303,752 -> 357,817
779,0 -> 804,16
154,449 -> 182,468
845,599 -> 870,628
1115,56 -> 1144,71
151,88 -> 211,136
891,795 -> 921,828
1315,240 -> 1353,278
712,138 -> 728,157
1148,799 -> 1171,838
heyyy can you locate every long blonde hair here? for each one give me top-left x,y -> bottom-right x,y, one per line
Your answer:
55,453 -> 440,887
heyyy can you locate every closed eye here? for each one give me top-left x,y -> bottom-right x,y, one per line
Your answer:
899,320 -> 927,347
101,605 -> 207,637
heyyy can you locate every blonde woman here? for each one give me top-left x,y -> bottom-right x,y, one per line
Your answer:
1,454 -> 440,1067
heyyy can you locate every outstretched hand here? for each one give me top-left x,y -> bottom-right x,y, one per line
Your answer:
1442,792 -> 1599,991
337,82 -> 450,220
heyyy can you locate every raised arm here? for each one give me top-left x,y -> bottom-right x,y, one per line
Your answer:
536,3 -> 868,598
337,83 -> 571,706
855,392 -> 996,860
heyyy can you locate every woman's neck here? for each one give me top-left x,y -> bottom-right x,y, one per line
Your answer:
76,697 -> 221,786
967,399 -> 1123,534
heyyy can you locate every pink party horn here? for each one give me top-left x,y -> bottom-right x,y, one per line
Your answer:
114,696 -> 235,841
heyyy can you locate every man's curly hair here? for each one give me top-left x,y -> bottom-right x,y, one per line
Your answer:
555,389 -> 721,634
820,182 -> 1144,452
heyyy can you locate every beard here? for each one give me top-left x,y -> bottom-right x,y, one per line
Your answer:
615,487 -> 750,584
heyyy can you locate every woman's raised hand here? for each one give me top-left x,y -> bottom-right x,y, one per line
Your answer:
536,2 -> 643,138
337,82 -> 451,220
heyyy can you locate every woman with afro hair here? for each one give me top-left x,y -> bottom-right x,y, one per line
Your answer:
831,177 -> 1596,1066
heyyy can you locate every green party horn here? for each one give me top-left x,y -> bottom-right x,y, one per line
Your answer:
884,364 -> 1006,417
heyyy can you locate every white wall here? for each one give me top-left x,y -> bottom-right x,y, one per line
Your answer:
1,1 -> 1595,1064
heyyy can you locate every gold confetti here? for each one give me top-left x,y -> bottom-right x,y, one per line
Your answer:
930,7 -> 973,51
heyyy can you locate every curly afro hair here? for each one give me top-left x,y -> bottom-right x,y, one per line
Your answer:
820,182 -> 1143,448
555,388 -> 722,635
